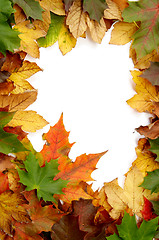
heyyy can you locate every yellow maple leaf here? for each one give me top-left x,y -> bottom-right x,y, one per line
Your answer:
104,0 -> 122,21
8,110 -> 48,132
0,191 -> 30,235
66,0 -> 87,38
14,20 -> 46,58
127,70 -> 159,113
39,0 -> 65,16
131,138 -> 159,175
8,61 -> 42,94
86,16 -> 106,44
110,22 -> 138,45
58,24 -> 77,55
0,91 -> 37,111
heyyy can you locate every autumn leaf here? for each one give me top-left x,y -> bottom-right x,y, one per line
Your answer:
83,0 -> 108,22
110,22 -> 138,45
7,60 -> 42,94
0,171 -> 9,194
123,0 -> 159,60
127,71 -> 159,113
0,90 -> 37,112
17,152 -> 67,202
0,111 -> 26,154
141,197 -> 157,220
13,4 -> 26,24
8,110 -> 48,132
112,0 -> 128,11
0,0 -> 20,55
131,138 -> 159,175
38,13 -> 76,55
107,211 -> 159,240
41,113 -> 73,163
66,0 -> 87,39
39,0 -> 65,16
13,0 -> 43,20
86,16 -> 106,43
0,81 -> 14,95
1,51 -> 25,73
104,0 -> 122,21
141,169 -> 159,193
148,138 -> 159,162
141,62 -> 159,86
0,191 -> 30,235
14,20 -> 46,58
0,153 -> 15,172
64,0 -> 74,11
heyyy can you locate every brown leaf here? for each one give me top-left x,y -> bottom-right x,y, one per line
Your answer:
1,51 -> 24,73
137,120 -> 159,139
0,81 -> 14,95
39,0 -> 65,16
13,4 -> 26,24
0,91 -> 37,111
0,153 -> 15,172
86,16 -> 106,43
112,0 -> 128,11
66,0 -> 87,38
104,0 -> 122,21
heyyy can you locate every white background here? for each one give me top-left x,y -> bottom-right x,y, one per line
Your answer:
26,26 -> 151,190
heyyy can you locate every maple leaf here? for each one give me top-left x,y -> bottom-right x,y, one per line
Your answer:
41,113 -> 73,163
141,197 -> 157,220
109,22 -> 138,45
39,0 -> 65,16
0,0 -> 20,55
7,60 -> 42,94
17,152 -> 67,202
14,20 -> 46,58
0,171 -> 9,194
0,111 -> 26,154
8,110 -> 48,132
123,0 -> 159,60
0,191 -> 30,235
83,0 -> 108,22
141,62 -> 159,86
127,71 -> 159,113
13,0 -> 43,20
0,90 -> 37,111
38,13 -> 76,55
66,0 -> 87,39
131,138 -> 159,175
107,211 -> 159,240
141,169 -> 159,193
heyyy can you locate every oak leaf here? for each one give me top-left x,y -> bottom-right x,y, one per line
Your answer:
14,20 -> 46,58
123,0 -> 159,59
110,22 -> 138,45
8,110 -> 48,132
39,0 -> 65,16
104,0 -> 122,21
0,90 -> 37,112
141,62 -> 159,86
66,0 -> 87,38
127,71 -> 159,113
83,0 -> 107,22
7,60 -> 42,94
0,191 -> 30,235
86,16 -> 106,43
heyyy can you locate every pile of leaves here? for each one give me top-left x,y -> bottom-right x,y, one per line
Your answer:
1,0 -> 159,239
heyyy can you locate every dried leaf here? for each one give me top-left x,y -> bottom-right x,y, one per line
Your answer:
39,0 -> 65,16
104,0 -> 122,21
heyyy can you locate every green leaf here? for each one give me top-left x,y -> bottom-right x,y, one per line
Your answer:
83,0 -> 107,22
0,0 -> 14,21
17,152 -> 68,202
0,111 -> 26,154
12,0 -> 43,20
107,212 -> 158,240
37,13 -> 64,48
0,22 -> 20,55
140,169 -> 159,193
151,200 -> 159,215
149,138 -> 159,162
141,62 -> 159,86
122,0 -> 159,59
